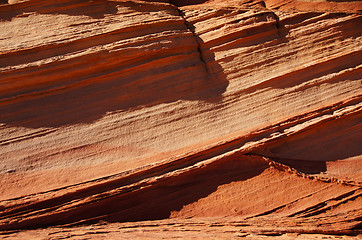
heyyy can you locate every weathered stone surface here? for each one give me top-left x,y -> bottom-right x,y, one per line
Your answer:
0,0 -> 361,238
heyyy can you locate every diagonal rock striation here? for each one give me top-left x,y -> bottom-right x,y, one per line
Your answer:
0,0 -> 361,238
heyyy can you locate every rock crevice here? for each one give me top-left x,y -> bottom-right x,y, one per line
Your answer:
175,7 -> 210,74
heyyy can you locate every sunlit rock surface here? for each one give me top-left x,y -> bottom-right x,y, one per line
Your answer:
0,0 -> 361,238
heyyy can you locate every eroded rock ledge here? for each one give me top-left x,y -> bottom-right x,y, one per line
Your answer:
0,0 -> 361,238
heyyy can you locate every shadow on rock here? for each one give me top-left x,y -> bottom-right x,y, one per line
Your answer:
0,0 -> 118,21
0,0 -> 229,128
0,154 -> 268,230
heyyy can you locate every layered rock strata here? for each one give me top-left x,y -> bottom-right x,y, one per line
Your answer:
0,0 -> 361,238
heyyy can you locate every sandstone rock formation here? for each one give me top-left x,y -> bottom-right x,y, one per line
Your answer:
0,0 -> 361,238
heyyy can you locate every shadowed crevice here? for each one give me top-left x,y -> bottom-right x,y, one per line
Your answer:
270,157 -> 327,174
169,0 -> 208,7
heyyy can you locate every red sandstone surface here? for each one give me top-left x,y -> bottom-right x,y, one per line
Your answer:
0,0 -> 361,239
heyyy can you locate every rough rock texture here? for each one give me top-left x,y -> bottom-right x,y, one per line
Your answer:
0,0 -> 361,238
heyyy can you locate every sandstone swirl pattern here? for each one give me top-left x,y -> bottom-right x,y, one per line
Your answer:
0,0 -> 361,238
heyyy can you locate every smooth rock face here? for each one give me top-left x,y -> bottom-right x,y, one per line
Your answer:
0,0 -> 361,238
